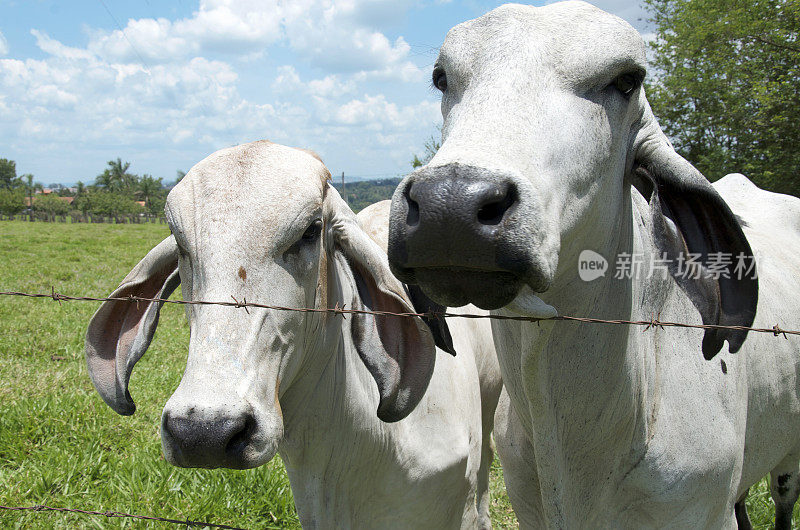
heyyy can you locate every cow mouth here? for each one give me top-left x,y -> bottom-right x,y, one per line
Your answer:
409,267 -> 525,310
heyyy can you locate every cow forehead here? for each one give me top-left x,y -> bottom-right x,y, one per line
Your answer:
441,2 -> 645,81
165,141 -> 329,254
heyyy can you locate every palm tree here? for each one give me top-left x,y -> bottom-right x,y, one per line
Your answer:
109,158 -> 136,190
95,158 -> 136,192
136,175 -> 162,210
94,170 -> 114,191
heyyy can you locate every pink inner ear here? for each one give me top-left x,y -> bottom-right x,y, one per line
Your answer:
86,260 -> 179,415
114,275 -> 165,362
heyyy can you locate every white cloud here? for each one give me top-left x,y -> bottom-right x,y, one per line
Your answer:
80,0 -> 419,82
2,1 -> 446,183
331,94 -> 438,129
271,65 -> 357,99
0,30 -> 8,56
32,30 -> 93,60
271,65 -> 302,93
308,75 -> 355,99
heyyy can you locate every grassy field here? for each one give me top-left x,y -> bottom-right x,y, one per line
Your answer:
0,220 -> 790,529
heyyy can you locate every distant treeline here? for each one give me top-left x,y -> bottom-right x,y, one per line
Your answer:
332,178 -> 402,213
0,157 -> 178,220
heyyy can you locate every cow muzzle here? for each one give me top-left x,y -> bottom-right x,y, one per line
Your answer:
388,163 -> 552,309
161,393 -> 280,470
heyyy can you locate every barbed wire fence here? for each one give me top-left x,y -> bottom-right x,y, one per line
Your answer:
1,287 -> 797,527
0,504 -> 249,529
0,289 -> 797,337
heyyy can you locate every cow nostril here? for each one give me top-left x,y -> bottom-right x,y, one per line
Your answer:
404,183 -> 420,226
477,184 -> 517,225
224,414 -> 255,456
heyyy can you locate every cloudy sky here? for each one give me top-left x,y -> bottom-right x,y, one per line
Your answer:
0,0 -> 651,185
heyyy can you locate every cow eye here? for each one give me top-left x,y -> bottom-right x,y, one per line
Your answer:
302,219 -> 322,241
432,67 -> 447,92
612,72 -> 643,99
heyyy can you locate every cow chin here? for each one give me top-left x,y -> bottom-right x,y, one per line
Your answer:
413,267 -> 525,310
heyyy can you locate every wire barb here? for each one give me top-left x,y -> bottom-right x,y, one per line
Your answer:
231,295 -> 250,314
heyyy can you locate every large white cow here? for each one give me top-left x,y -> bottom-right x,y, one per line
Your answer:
85,141 -> 501,529
387,2 -> 800,528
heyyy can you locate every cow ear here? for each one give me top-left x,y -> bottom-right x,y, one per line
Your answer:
85,236 -> 180,415
325,187 -> 437,422
631,105 -> 758,359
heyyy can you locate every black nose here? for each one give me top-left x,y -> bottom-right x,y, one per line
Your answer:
162,409 -> 256,469
388,164 -> 529,309
402,168 -> 517,229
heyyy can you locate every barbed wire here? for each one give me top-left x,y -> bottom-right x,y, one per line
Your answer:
0,504 -> 248,529
0,289 -> 797,338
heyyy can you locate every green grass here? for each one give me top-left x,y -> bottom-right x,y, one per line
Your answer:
0,221 -> 297,529
0,220 -> 791,528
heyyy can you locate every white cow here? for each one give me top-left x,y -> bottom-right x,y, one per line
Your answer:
85,141 -> 502,529
387,2 -> 800,528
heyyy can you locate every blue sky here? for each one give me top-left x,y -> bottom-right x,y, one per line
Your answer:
0,0 -> 651,185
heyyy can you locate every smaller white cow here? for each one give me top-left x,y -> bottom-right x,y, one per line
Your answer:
85,141 -> 501,529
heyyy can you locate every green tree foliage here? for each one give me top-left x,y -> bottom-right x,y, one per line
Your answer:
411,128 -> 442,169
73,190 -> 146,217
87,158 -> 168,216
0,188 -> 25,215
644,0 -> 800,196
331,178 -> 402,213
136,174 -> 162,210
33,194 -> 70,216
95,158 -> 137,193
0,159 -> 17,189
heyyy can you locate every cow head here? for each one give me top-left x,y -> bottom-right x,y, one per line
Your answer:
85,141 -> 438,469
387,1 -> 757,358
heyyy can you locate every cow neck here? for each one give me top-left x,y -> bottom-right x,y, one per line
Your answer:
276,286 -> 405,525
499,191 -> 660,526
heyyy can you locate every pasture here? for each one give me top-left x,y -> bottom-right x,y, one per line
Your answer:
0,219 -> 789,528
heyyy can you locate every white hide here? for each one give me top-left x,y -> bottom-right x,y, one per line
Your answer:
388,2 -> 800,528
85,141 -> 502,529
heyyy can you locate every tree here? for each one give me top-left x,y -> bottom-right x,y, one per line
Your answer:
73,190 -> 146,217
644,0 -> 800,196
33,194 -> 70,216
0,189 -> 25,215
411,125 -> 443,169
23,174 -> 34,221
176,169 -> 186,184
95,158 -> 138,193
136,174 -> 163,211
0,159 -> 17,189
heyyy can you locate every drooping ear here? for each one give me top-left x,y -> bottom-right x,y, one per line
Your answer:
325,187 -> 438,422
85,235 -> 180,415
630,105 -> 758,359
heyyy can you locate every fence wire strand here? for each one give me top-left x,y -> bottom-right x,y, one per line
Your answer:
0,504 -> 249,529
0,289 -> 797,338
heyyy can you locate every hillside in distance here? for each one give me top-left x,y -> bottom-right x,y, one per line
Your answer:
332,178 -> 402,213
